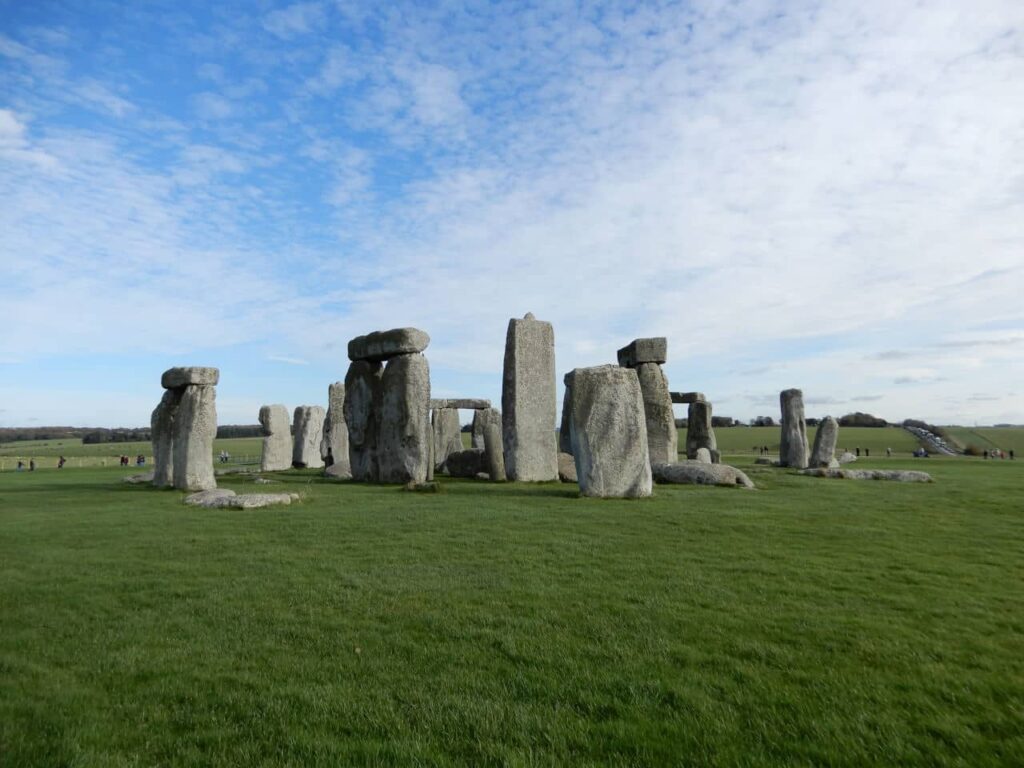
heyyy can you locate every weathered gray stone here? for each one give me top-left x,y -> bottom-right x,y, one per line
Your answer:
635,362 -> 678,464
617,337 -> 667,368
800,468 -> 933,483
558,371 -> 574,455
377,352 -> 431,484
557,452 -> 577,483
685,400 -> 717,459
502,313 -> 558,481
695,447 -> 712,464
432,407 -> 463,471
324,462 -> 352,479
670,391 -> 705,404
292,405 -> 326,469
123,470 -> 155,484
348,327 -> 430,362
445,448 -> 486,478
320,382 -> 350,475
808,415 -> 839,468
838,451 -> 857,464
161,366 -> 219,389
344,360 -> 384,481
569,365 -> 652,498
259,404 -> 292,472
779,389 -> 809,469
470,409 -> 486,450
429,398 -> 490,410
651,461 -> 755,489
172,384 -> 217,491
483,422 -> 506,481
151,388 -> 180,487
185,488 -> 301,508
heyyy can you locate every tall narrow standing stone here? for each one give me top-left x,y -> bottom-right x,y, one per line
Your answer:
780,388 -> 809,469
259,404 -> 292,471
344,361 -> 384,481
635,362 -> 678,463
432,407 -> 463,471
321,382 -> 350,475
172,384 -> 217,491
151,389 -> 180,487
558,371 -> 574,455
569,365 -> 652,498
483,422 -> 506,481
377,353 -> 431,484
809,415 -> 839,468
686,400 -> 718,461
292,406 -> 326,469
502,313 -> 557,481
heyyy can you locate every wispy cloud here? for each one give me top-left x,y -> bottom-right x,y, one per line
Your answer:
268,355 -> 310,366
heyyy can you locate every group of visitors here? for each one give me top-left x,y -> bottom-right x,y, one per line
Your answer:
984,449 -> 1014,460
218,450 -> 232,463
118,455 -> 146,467
15,459 -> 36,471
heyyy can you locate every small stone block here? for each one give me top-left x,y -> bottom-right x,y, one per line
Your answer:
617,338 -> 667,367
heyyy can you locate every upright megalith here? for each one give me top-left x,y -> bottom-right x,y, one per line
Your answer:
617,338 -> 677,464
378,353 -> 431,483
685,400 -> 718,462
569,365 -> 652,498
432,407 -> 463,471
483,421 -> 506,481
809,415 -> 839,468
151,366 -> 218,491
344,361 -> 384,481
558,371 -> 574,455
502,313 -> 557,481
292,406 -> 326,469
259,404 -> 292,472
321,382 -> 350,476
471,409 -> 487,450
779,388 -> 809,469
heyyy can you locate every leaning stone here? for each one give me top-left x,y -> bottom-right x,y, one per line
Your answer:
172,384 -> 217,491
557,452 -> 577,483
429,398 -> 490,410
320,382 -> 350,474
484,422 -> 506,481
161,366 -> 220,389
685,400 -> 717,459
800,468 -> 933,483
259,404 -> 292,472
348,327 -> 430,362
344,360 -> 384,482
292,406 -> 326,469
651,462 -> 755,489
617,337 -> 667,368
377,352 -> 431,484
151,388 -> 181,487
432,408 -> 463,471
670,392 -> 706,404
445,448 -> 486,478
635,362 -> 678,464
558,371 -> 574,455
569,365 -> 652,498
695,447 -> 712,464
779,388 -> 809,469
808,415 -> 839,468
502,313 -> 558,481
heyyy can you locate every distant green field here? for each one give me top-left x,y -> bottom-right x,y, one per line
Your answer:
705,426 -> 922,456
0,437 -> 264,470
943,427 -> 1024,455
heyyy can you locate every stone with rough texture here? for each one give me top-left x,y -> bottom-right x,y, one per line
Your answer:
161,366 -> 220,389
432,408 -> 463,471
557,452 -> 577,483
670,391 -> 706,404
569,365 -> 652,498
124,471 -> 155,484
429,398 -> 490,410
651,462 -> 756,489
151,388 -> 180,487
695,447 -> 712,464
838,451 -> 857,464
800,468 -> 933,482
685,400 -> 717,459
348,327 -> 430,362
808,415 -> 839,468
445,448 -> 486,478
259,404 -> 292,472
635,362 -> 678,464
172,384 -> 217,491
377,353 -> 431,484
185,488 -> 300,508
324,462 -> 352,479
558,371 -> 574,455
502,313 -> 558,481
617,337 -> 667,368
320,382 -> 350,475
292,406 -> 326,469
344,360 -> 384,481
779,389 -> 809,469
484,422 -> 506,481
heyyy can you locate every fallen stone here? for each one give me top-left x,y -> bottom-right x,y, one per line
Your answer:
253,477 -> 279,484
161,366 -> 220,389
172,384 -> 217,491
432,407 -> 463,471
651,462 -> 756,489
344,360 -> 384,481
809,415 -> 839,468
695,447 -> 712,464
635,362 -> 678,464
617,337 -> 667,368
259,404 -> 292,472
685,400 -> 717,460
502,313 -> 558,481
569,365 -> 652,498
184,489 -> 235,506
321,381 -> 350,474
292,405 -> 326,469
800,468 -> 933,483
670,391 -> 706,404
445,448 -> 486,478
754,456 -> 776,465
123,470 -> 155,484
429,398 -> 490,410
377,352 -> 431,484
348,327 -> 430,362
779,388 -> 809,469
557,452 -> 577,483
185,488 -> 301,508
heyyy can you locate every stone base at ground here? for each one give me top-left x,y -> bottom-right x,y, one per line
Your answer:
651,462 -> 755,489
838,452 -> 857,464
324,463 -> 353,479
123,471 -> 155,484
800,468 -> 933,482
557,452 -> 577,483
445,449 -> 486,478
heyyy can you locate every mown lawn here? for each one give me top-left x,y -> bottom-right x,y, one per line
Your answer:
1,459 -> 1022,766
944,427 -> 1024,455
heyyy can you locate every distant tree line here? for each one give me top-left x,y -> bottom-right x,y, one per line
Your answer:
0,427 -> 84,442
216,424 -> 263,438
838,412 -> 888,428
82,428 -> 152,444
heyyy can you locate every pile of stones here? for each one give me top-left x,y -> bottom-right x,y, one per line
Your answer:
151,367 -> 219,491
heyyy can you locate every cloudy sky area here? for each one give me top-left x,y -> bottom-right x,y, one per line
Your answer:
1,0 -> 1022,428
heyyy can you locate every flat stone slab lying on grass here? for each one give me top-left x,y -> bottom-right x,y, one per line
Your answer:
123,471 -> 156,484
184,489 -> 300,508
800,468 -> 933,482
348,328 -> 430,362
161,366 -> 220,389
651,462 -> 756,489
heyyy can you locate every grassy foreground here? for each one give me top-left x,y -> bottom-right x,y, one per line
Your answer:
1,459 -> 1022,766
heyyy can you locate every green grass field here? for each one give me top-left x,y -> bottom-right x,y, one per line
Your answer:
2,456 -> 1022,766
0,438 -> 264,470
943,427 -> 1024,455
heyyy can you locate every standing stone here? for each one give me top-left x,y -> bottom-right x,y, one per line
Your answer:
502,313 -> 557,481
635,362 -> 678,464
809,415 -> 839,468
780,388 -> 809,469
172,384 -> 217,491
344,361 -> 384,482
432,407 -> 463,471
483,422 -> 506,481
292,406 -> 326,469
320,382 -> 350,475
471,409 -> 486,450
558,371 -> 574,455
259,404 -> 292,472
377,353 -> 431,484
686,400 -> 718,461
151,389 -> 180,487
569,365 -> 652,498
695,447 -> 712,464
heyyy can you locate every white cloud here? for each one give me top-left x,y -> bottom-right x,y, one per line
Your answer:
193,91 -> 234,120
263,2 -> 326,39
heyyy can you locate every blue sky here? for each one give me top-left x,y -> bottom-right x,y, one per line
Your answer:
1,0 -> 1022,428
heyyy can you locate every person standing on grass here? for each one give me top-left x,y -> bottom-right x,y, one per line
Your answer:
58,456 -> 66,469
17,460 -> 23,471
29,459 -> 35,471
886,447 -> 892,458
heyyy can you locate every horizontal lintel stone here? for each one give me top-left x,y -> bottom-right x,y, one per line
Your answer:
617,337 -> 667,367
